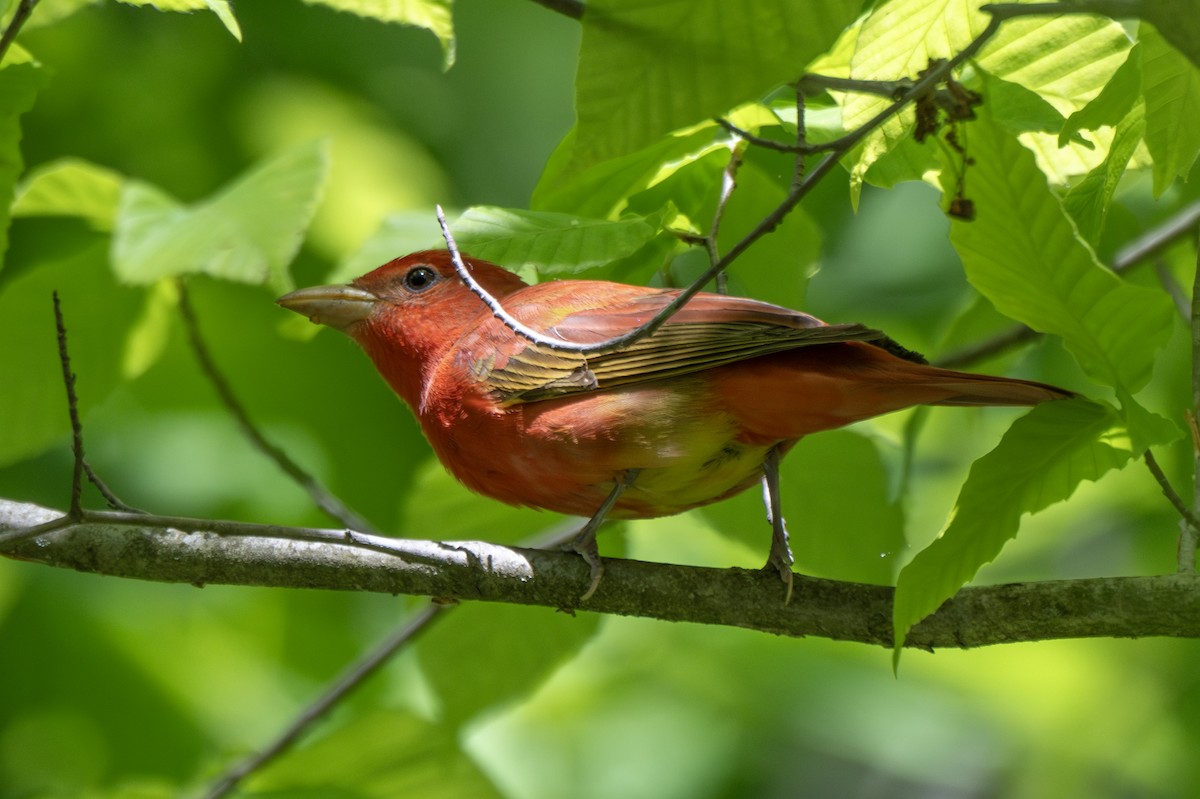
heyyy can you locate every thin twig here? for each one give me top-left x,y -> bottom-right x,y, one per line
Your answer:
1144,449 -> 1200,531
82,461 -> 144,513
709,140 -> 745,294
1154,258 -> 1190,320
0,0 -> 38,63
177,281 -> 378,535
196,517 -> 580,797
199,603 -> 446,799
52,293 -> 85,519
1189,225 -> 1200,572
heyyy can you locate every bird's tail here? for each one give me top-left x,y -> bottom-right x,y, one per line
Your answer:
913,367 -> 1075,407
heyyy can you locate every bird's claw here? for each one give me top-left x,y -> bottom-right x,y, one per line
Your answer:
764,550 -> 795,605
575,537 -> 605,603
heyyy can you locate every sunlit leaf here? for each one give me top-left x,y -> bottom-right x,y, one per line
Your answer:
304,0 -> 456,68
1140,22 -> 1200,196
111,141 -> 328,292
943,113 -> 1173,393
12,158 -> 124,231
893,399 -> 1136,655
116,0 -> 242,40
0,55 -> 47,273
568,0 -> 860,176
1062,103 -> 1146,246
844,1 -> 1130,199
1059,44 -> 1142,146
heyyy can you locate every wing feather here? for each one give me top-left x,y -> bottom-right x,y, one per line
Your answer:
480,288 -> 898,404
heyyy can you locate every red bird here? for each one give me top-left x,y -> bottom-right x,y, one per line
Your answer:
278,251 -> 1072,600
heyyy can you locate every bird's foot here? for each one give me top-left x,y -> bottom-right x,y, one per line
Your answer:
571,530 -> 605,603
764,517 -> 795,605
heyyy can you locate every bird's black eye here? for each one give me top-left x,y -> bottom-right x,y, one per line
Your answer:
402,266 -> 438,293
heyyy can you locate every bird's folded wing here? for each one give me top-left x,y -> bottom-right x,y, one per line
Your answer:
481,293 -> 898,404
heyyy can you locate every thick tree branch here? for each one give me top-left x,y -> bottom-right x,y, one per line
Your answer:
4,498 -> 1199,649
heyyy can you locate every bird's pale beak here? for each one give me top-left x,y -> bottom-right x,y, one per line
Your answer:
276,284 -> 378,332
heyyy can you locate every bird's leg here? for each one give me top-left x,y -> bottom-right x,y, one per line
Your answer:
761,444 -> 794,604
570,468 -> 640,602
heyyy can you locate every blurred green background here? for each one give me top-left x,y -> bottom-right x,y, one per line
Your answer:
1,2 -> 1198,797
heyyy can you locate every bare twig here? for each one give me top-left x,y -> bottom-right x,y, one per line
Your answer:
0,0 -> 39,63
1144,449 -> 1200,532
709,139 -> 745,293
1189,227 -> 1200,572
1155,258 -> 1190,319
177,281 -> 378,535
52,293 -> 85,519
199,602 -> 446,799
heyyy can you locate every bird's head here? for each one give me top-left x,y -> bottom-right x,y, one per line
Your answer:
277,250 -> 528,404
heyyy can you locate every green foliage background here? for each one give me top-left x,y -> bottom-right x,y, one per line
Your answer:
1,0 -> 1199,797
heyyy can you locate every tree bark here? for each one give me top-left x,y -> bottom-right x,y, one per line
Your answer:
3,498 -> 1199,649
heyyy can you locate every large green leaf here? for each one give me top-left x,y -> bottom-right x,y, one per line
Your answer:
1140,22 -> 1200,196
12,158 -> 124,231
844,1 -> 1130,198
304,0 -> 455,68
1059,43 -> 1142,147
0,53 -> 47,273
243,710 -> 501,798
892,399 -> 1139,655
449,206 -> 667,277
111,141 -> 328,292
568,0 -> 861,177
944,112 -> 1173,394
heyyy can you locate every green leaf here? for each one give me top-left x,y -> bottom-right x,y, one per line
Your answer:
12,158 -> 124,231
0,55 -> 47,273
245,710 -> 501,798
534,123 -> 727,219
1062,103 -> 1146,246
419,601 -> 601,729
844,2 -> 1130,198
568,0 -> 861,176
981,71 -> 1079,140
1140,22 -> 1200,196
449,206 -> 666,277
115,0 -> 242,41
1134,0 -> 1200,71
943,113 -> 1173,393
0,236 -> 143,466
303,0 -> 456,68
111,141 -> 328,292
1059,44 -> 1142,147
893,399 -> 1134,655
